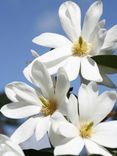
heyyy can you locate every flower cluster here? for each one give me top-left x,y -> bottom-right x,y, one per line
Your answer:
1,0 -> 117,156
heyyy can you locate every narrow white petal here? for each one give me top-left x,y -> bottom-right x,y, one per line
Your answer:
67,94 -> 79,125
89,19 -> 106,43
31,60 -> 54,98
1,102 -> 40,119
54,137 -> 84,156
84,139 -> 112,156
91,28 -> 106,55
32,33 -> 72,48
0,134 -> 25,156
59,1 -> 81,41
35,116 -> 50,141
56,67 -> 70,98
92,91 -> 117,125
98,19 -> 106,28
31,49 -> 39,58
20,133 -> 50,150
82,0 -> 103,41
102,25 -> 117,49
5,83 -> 18,102
62,56 -> 80,81
37,46 -> 72,63
23,63 -> 32,83
81,57 -> 102,82
11,117 -> 38,144
101,25 -> 117,53
78,82 -> 99,122
5,82 -> 39,104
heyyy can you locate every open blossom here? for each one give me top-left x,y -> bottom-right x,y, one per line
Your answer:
49,82 -> 117,156
1,60 -> 70,149
0,134 -> 25,156
31,0 -> 117,82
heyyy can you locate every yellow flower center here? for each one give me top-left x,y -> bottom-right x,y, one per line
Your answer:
72,36 -> 91,57
80,122 -> 94,138
39,96 -> 57,116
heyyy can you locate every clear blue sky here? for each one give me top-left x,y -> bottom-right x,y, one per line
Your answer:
0,0 -> 117,93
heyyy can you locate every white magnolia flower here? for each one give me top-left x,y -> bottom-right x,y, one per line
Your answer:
50,82 -> 117,156
0,134 -> 24,156
1,60 -> 70,149
31,0 -> 117,82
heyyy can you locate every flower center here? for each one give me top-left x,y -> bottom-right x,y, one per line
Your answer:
39,96 -> 57,116
72,36 -> 91,57
80,122 -> 94,138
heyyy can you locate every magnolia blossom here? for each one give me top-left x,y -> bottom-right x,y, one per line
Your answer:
49,82 -> 117,156
0,134 -> 24,156
31,0 -> 117,82
1,60 -> 70,149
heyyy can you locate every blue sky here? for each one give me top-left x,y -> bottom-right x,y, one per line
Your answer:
0,0 -> 117,93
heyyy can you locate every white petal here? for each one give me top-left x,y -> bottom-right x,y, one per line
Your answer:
45,58 -> 69,76
0,134 -> 25,156
31,60 -> 54,98
5,82 -> 39,104
101,25 -> 117,52
20,133 -> 50,150
82,0 -> 103,41
23,47 -> 72,80
78,82 -> 99,122
81,57 -> 102,82
55,68 -> 70,114
54,137 -> 84,156
78,82 -> 117,124
23,63 -> 32,83
67,94 -> 79,125
89,19 -> 106,43
35,116 -> 50,141
51,112 -> 78,138
37,46 -> 72,63
11,117 -> 38,144
84,139 -> 111,156
50,112 -> 69,135
91,28 -> 107,55
59,1 -> 81,41
62,56 -> 80,81
31,49 -> 39,58
32,33 -> 72,48
55,67 -> 70,98
92,121 -> 117,148
92,91 -> 117,125
1,102 -> 40,119
51,111 -> 67,122
49,112 -> 69,147
58,122 -> 78,138
5,83 -> 18,102
98,19 -> 106,28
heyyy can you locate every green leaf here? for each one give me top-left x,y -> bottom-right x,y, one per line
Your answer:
92,55 -> 117,74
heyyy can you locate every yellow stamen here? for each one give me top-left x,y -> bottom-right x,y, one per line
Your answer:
39,96 -> 57,116
72,36 -> 91,57
80,122 -> 94,138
